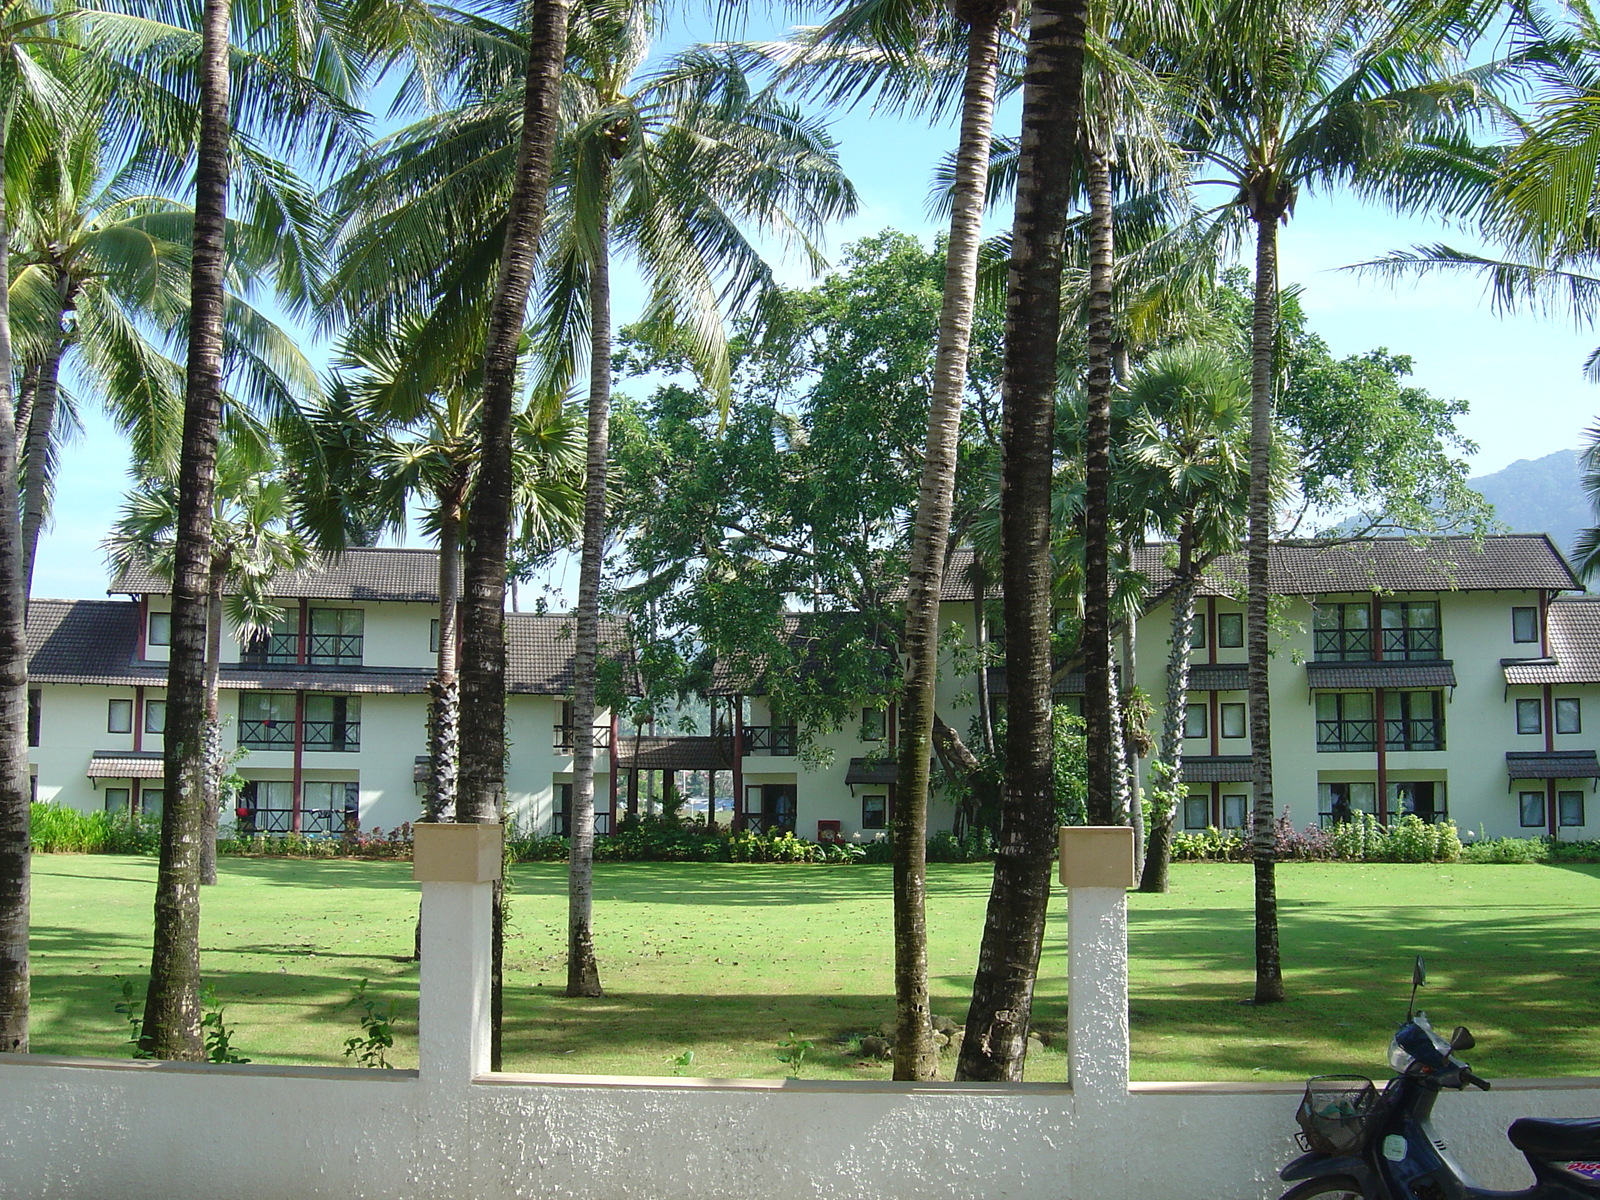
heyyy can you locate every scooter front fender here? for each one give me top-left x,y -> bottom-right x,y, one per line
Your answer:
1281,1150 -> 1378,1194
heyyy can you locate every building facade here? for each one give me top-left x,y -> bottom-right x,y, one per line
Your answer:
27,548 -> 627,835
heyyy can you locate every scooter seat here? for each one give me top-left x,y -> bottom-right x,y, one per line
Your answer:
1508,1118 -> 1600,1161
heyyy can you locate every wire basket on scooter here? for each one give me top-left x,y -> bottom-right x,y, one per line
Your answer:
1296,1075 -> 1387,1155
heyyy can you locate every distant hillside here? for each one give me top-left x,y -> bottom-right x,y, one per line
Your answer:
1471,449 -> 1590,559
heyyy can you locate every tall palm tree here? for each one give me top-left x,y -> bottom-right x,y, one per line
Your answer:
1171,0 -> 1497,1004
957,0 -> 1089,1084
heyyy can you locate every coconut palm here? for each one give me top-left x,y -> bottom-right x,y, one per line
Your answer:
1170,0 -> 1499,1004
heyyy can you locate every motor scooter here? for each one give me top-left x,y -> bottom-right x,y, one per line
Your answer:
1280,957 -> 1600,1200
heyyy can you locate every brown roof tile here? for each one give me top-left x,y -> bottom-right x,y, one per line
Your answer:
1503,596 -> 1600,685
614,736 -> 733,771
1506,750 -> 1600,779
86,751 -> 165,779
1190,663 -> 1248,692
27,599 -> 157,686
1305,661 -> 1458,689
111,547 -> 443,603
1182,755 -> 1254,783
1135,536 -> 1580,598
506,613 -> 636,695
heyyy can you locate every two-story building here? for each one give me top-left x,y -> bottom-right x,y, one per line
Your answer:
25,548 -> 630,835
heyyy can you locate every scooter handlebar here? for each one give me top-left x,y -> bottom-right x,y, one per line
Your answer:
1462,1069 -> 1492,1091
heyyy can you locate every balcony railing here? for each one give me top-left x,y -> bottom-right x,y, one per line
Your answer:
240,633 -> 298,666
1380,627 -> 1441,661
1316,719 -> 1375,752
239,719 -> 293,749
742,725 -> 798,756
1313,629 -> 1372,662
304,719 -> 360,752
554,725 -> 614,751
1384,717 -> 1444,751
238,807 -> 349,835
308,633 -> 363,666
240,632 -> 364,667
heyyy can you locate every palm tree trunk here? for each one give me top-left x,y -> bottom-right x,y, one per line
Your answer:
21,278 -> 70,599
956,0 -> 1087,1083
456,0 -> 569,1073
428,500 -> 462,822
567,163 -> 612,1001
0,98 -> 33,1054
1140,531 -> 1196,893
198,561 -> 225,886
1122,617 -> 1143,870
893,0 -> 1006,1083
1081,137 -> 1117,826
142,0 -> 233,1060
1247,209 -> 1285,1004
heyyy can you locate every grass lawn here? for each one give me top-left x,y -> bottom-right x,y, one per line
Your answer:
26,855 -> 1600,1082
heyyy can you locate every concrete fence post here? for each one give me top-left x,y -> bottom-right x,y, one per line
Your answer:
1059,826 -> 1135,1097
414,822 -> 503,1087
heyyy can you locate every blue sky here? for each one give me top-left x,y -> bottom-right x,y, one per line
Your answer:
31,9 -> 1600,601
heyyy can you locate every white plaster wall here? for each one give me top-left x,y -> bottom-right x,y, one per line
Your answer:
359,601 -> 438,669
505,693 -> 612,834
30,684 -> 140,811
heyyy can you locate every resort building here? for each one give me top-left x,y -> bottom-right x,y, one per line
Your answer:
26,548 -> 630,835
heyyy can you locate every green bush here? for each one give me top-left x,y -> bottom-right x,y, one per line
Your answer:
1172,827 -> 1249,862
31,802 -> 159,855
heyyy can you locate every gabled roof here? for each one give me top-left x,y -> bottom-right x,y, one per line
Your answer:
1503,596 -> 1600,685
111,547 -> 443,603
506,613 -> 636,695
1134,536 -> 1580,599
28,599 -> 158,686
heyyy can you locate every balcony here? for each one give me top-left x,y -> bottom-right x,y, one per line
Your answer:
1316,719 -> 1375,752
239,719 -> 293,749
553,725 -> 614,752
1313,629 -> 1373,662
239,807 -> 349,835
1384,716 -> 1444,752
240,633 -> 299,666
304,719 -> 360,752
742,725 -> 798,756
1380,627 -> 1441,661
239,719 -> 360,751
308,632 -> 363,666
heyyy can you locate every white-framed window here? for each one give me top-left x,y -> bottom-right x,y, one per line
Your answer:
1516,698 -> 1543,735
143,699 -> 166,735
1219,703 -> 1246,740
1512,606 -> 1539,643
107,698 -> 133,734
1520,791 -> 1546,828
1217,612 -> 1244,648
1556,698 -> 1582,735
1559,790 -> 1585,827
147,610 -> 171,647
1183,703 -> 1208,739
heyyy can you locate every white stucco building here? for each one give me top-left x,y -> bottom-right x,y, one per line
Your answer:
25,548 -> 628,835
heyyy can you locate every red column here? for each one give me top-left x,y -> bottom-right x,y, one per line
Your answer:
292,690 -> 306,833
731,698 -> 745,834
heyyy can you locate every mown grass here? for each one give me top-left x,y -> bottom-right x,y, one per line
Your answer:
26,855 -> 1600,1082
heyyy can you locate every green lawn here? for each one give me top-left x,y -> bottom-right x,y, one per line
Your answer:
26,855 -> 1600,1082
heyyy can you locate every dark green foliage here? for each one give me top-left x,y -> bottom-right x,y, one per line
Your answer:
201,985 -> 250,1064
342,979 -> 395,1068
31,803 -> 160,855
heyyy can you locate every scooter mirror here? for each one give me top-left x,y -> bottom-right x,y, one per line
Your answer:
1413,955 -> 1427,988
1450,1026 -> 1475,1052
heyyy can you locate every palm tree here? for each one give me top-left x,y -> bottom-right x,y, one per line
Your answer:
957,0 -> 1090,1084
1171,0 -> 1497,1004
104,437 -> 309,886
1122,344 -> 1250,892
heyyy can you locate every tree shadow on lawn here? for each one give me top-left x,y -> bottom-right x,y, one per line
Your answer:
509,862 -> 995,909
217,858 -> 419,891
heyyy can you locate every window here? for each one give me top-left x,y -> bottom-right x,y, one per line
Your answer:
103,786 -> 130,816
1516,698 -> 1543,735
861,708 -> 887,742
1221,794 -> 1248,830
147,610 -> 171,647
1380,601 -> 1442,660
1318,781 -> 1377,827
1556,698 -> 1582,735
236,780 -> 294,833
430,618 -> 441,654
862,793 -> 888,829
239,693 -> 294,748
304,695 -> 360,751
241,615 -> 298,665
1383,691 -> 1444,751
1219,703 -> 1247,740
1313,603 -> 1372,661
27,688 -> 40,747
1188,619 -> 1206,650
1520,791 -> 1546,828
139,787 -> 163,817
107,698 -> 133,734
143,699 -> 166,735
1560,790 -> 1586,827
1183,792 -> 1210,830
1217,612 -> 1244,649
300,781 -> 360,834
1316,692 -> 1375,751
1388,781 -> 1446,822
309,608 -> 363,665
1183,703 -> 1208,739
553,783 -> 572,837
1512,606 -> 1539,644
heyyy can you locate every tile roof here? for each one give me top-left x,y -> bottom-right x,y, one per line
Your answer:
1182,755 -> 1254,783
111,547 -> 444,603
1503,596 -> 1600,685
1189,663 -> 1248,692
86,751 -> 164,779
614,736 -> 733,772
1506,750 -> 1600,779
1305,661 -> 1458,689
986,666 -> 1085,697
506,613 -> 636,695
707,612 -> 893,696
1133,536 -> 1580,599
845,756 -> 898,786
27,599 -> 158,686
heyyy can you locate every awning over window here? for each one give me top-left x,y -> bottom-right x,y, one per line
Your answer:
845,757 -> 898,786
614,736 -> 734,772
1180,756 -> 1253,783
87,751 -> 164,779
1506,750 -> 1600,780
413,756 -> 430,784
1305,661 -> 1457,689
1189,663 -> 1248,692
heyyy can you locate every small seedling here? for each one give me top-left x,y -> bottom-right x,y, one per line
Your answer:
201,985 -> 251,1064
776,1032 -> 813,1076
113,977 -> 152,1059
343,979 -> 395,1068
666,1049 -> 695,1076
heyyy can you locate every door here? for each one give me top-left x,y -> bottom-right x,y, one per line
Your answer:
762,784 -> 797,835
